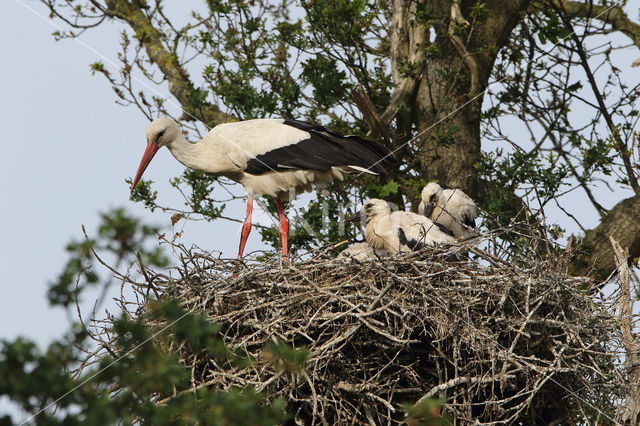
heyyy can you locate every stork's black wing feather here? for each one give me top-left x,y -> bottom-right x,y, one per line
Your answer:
244,120 -> 395,177
462,214 -> 476,229
397,228 -> 425,251
434,222 -> 455,237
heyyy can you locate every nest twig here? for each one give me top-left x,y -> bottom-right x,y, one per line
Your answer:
97,241 -> 624,425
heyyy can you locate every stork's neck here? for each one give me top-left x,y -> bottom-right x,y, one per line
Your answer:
165,132 -> 229,174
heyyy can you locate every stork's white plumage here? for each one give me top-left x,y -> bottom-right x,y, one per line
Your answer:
418,183 -> 477,239
336,242 -> 376,261
336,242 -> 389,261
354,199 -> 455,254
131,118 -> 395,260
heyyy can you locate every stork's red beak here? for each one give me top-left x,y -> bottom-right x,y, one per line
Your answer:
131,141 -> 159,193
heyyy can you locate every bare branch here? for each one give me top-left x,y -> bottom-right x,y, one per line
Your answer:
554,2 -> 640,196
554,0 -> 640,48
568,194 -> 640,279
382,0 -> 426,125
349,84 -> 391,140
103,0 -> 233,126
609,237 -> 640,425
448,2 -> 481,95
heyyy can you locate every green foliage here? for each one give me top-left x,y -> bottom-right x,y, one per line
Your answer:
0,300 -> 287,425
89,61 -> 104,76
469,1 -> 491,21
185,84 -> 210,111
263,342 -> 310,374
366,179 -> 399,198
172,170 -> 227,221
129,176 -> 159,210
403,398 -> 452,425
207,64 -> 280,118
48,237 -> 99,307
477,148 -> 569,206
434,125 -> 460,148
536,11 -> 571,45
301,55 -> 350,107
476,147 -> 569,257
581,136 -> 615,177
303,0 -> 370,47
199,0 -> 310,119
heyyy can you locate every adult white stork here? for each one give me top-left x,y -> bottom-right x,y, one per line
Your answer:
418,183 -> 478,239
131,117 -> 395,260
349,199 -> 455,254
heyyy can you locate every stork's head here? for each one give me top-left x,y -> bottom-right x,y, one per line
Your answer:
345,198 -> 390,227
362,199 -> 391,221
146,117 -> 180,148
131,118 -> 180,192
420,182 -> 443,217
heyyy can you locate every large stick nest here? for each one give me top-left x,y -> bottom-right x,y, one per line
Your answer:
123,244 -> 621,424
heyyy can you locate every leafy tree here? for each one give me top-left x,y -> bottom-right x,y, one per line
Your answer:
40,0 -> 640,275
3,0 -> 640,423
0,213 -> 299,425
0,298 -> 289,425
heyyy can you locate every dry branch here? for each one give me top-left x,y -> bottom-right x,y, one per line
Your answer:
610,237 -> 640,425
102,244 -> 626,424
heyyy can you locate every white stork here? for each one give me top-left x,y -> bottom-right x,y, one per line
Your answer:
336,242 -> 389,261
131,117 -> 395,260
418,183 -> 478,239
349,199 -> 455,254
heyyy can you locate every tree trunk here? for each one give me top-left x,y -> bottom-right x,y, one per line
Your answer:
568,195 -> 640,280
410,0 -> 530,194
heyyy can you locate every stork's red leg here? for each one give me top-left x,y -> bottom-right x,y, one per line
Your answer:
237,195 -> 254,258
275,198 -> 289,261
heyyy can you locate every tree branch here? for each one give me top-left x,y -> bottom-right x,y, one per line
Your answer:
350,84 -> 391,140
554,1 -> 640,196
568,194 -> 640,279
382,0 -> 426,125
103,0 -> 233,127
609,237 -> 640,425
448,1 -> 481,96
553,0 -> 640,48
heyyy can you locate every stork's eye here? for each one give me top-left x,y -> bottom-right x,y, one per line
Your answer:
156,130 -> 166,142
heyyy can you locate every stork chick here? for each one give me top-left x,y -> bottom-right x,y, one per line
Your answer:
352,199 -> 455,254
418,183 -> 477,239
336,242 -> 390,261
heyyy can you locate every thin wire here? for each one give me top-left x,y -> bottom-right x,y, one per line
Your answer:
13,0 -> 282,175
18,309 -> 192,425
